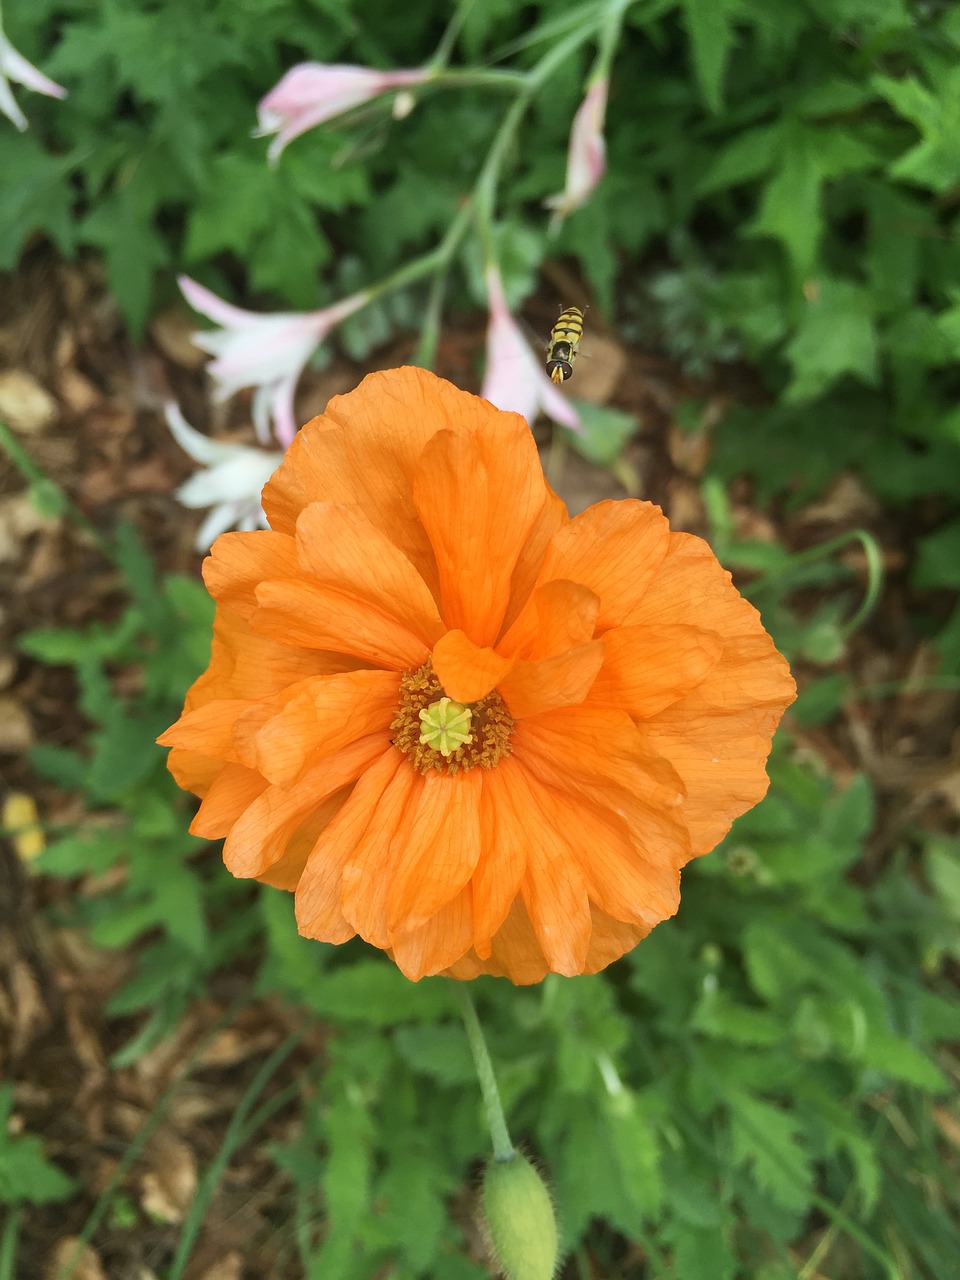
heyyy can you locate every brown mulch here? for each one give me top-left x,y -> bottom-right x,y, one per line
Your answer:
1,246 -> 958,1279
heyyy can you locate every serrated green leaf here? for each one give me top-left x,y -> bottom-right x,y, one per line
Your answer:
747,123 -> 822,277
0,134 -> 75,268
695,123 -> 782,195
784,278 -> 879,402
393,1025 -> 475,1084
875,68 -> 960,193
664,1222 -> 737,1280
729,1093 -> 813,1211
680,0 -> 735,113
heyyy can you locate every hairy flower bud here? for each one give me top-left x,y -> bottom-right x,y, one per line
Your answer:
481,1153 -> 558,1280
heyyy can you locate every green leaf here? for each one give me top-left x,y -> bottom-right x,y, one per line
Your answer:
561,401 -> 636,467
874,68 -> 960,193
729,1092 -> 813,1211
0,1089 -> 75,1207
747,123 -> 822,278
680,0 -> 736,112
784,278 -> 879,402
393,1026 -> 475,1084
695,123 -> 782,196
663,1222 -> 737,1280
0,134 -> 75,267
81,184 -> 170,337
914,520 -> 960,589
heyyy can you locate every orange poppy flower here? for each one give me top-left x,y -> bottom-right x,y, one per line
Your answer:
159,366 -> 795,984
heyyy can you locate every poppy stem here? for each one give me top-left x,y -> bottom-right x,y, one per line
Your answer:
452,983 -> 515,1162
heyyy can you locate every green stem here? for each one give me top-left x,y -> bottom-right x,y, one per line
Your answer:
0,1205 -> 19,1280
747,528 -> 885,639
452,984 -> 515,1161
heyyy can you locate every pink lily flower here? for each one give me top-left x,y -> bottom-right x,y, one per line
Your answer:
164,402 -> 282,551
545,78 -> 608,224
256,63 -> 432,162
178,275 -> 368,449
480,266 -> 581,433
0,31 -> 67,131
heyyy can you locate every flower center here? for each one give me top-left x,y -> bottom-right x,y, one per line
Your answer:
391,660 -> 514,774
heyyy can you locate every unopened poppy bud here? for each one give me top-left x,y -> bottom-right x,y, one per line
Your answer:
481,1153 -> 558,1280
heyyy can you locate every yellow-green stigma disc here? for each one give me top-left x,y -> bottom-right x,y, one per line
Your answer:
418,697 -> 474,758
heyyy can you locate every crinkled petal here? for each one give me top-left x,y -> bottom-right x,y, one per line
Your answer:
390,886 -> 474,980
386,769 -> 482,933
190,764 -> 268,838
499,641 -> 604,719
471,760 -> 532,957
536,500 -> 671,630
223,734 -> 388,879
413,414 -> 546,646
254,670 -> 399,785
203,531 -> 299,619
339,756 -> 423,947
253,578 -> 430,668
263,367 -> 485,587
296,502 -> 444,647
589,624 -> 724,718
295,746 -> 401,943
431,630 -> 515,703
500,579 -> 600,659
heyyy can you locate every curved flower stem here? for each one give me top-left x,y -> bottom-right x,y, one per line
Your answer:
452,983 -> 515,1162
747,528 -> 885,639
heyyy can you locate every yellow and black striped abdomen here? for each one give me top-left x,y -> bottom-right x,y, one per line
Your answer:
546,306 -> 584,385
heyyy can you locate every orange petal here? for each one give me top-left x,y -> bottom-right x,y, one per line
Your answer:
190,763 -> 268,838
460,897 -> 551,984
182,606 -> 357,714
202,531 -> 298,619
252,578 -> 429,669
390,887 -> 474,980
431,630 -> 515,703
514,762 -> 592,976
254,670 -> 400,785
638,644 -> 795,857
413,417 -> 547,647
589,624 -> 723,718
386,769 -> 482,933
258,789 -> 351,893
536,500 -> 671,631
501,486 -> 569,636
263,367 -> 499,590
158,699 -> 254,760
515,706 -> 687,813
499,641 -> 603,719
166,747 -> 221,797
296,502 -> 444,646
295,746 -> 402,943
499,579 -> 600,659
627,534 -> 796,856
338,756 -> 423,948
581,908 -> 649,975
223,733 -> 388,880
471,761 -> 533,956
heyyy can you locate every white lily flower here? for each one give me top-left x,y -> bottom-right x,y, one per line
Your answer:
0,30 -> 67,131
481,266 -> 581,432
256,62 -> 432,162
165,402 -> 282,551
179,275 -> 368,448
545,78 -> 608,226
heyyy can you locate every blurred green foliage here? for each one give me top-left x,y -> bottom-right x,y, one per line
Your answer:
4,0 -> 960,1276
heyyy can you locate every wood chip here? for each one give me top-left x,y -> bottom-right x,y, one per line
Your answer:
140,1132 -> 198,1223
0,369 -> 58,434
46,1240 -> 108,1280
0,697 -> 33,753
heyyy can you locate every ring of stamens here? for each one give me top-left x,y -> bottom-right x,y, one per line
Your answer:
391,660 -> 515,774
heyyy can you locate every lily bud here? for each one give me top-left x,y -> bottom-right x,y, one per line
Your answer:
481,1153 -> 558,1280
